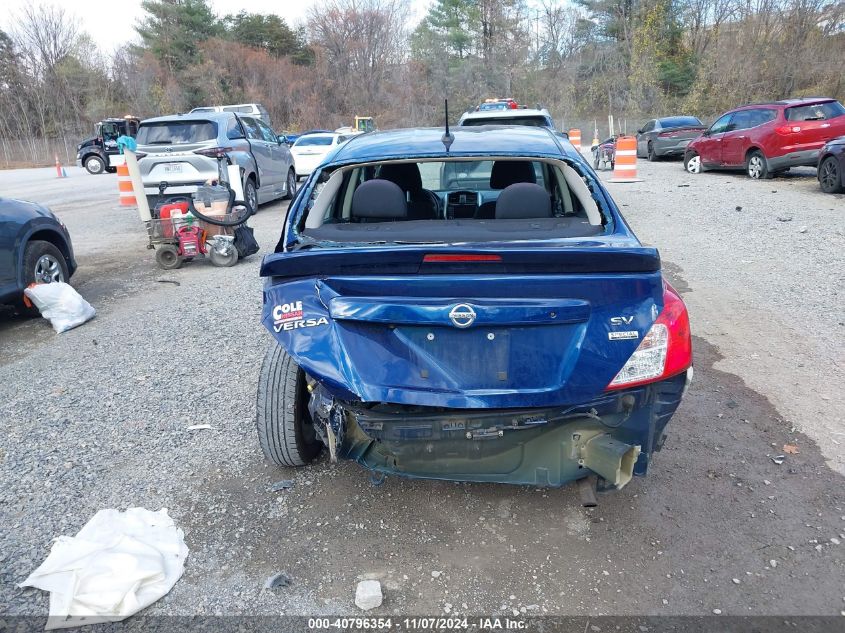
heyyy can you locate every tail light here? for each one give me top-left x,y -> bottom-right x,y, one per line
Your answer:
607,281 -> 692,390
194,146 -> 234,158
775,125 -> 801,135
134,152 -> 148,160
658,131 -> 677,138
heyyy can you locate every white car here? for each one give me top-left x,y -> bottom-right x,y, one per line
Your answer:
458,107 -> 556,129
291,133 -> 349,178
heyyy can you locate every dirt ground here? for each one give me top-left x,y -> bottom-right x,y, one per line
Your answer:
0,160 -> 843,620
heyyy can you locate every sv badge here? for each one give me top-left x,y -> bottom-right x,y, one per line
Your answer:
610,316 -> 634,325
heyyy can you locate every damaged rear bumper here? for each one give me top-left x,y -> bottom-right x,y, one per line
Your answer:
309,371 -> 689,489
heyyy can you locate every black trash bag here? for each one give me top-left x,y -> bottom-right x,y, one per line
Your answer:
234,224 -> 260,258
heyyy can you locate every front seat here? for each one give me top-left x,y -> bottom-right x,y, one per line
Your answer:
378,163 -> 441,220
351,179 -> 408,222
476,161 -> 538,219
495,183 -> 552,219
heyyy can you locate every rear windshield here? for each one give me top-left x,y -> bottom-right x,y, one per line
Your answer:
785,101 -> 845,121
137,121 -> 217,145
297,158 -> 606,244
295,136 -> 334,146
461,116 -> 551,127
658,116 -> 702,128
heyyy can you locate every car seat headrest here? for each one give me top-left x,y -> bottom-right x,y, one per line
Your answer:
378,163 -> 423,192
351,179 -> 408,220
495,183 -> 552,219
490,160 -> 537,189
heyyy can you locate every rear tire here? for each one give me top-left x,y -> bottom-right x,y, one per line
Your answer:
257,343 -> 322,467
746,150 -> 769,179
819,156 -> 843,193
284,168 -> 297,200
84,156 -> 106,175
244,177 -> 258,215
209,244 -> 238,267
155,245 -> 183,270
647,142 -> 658,162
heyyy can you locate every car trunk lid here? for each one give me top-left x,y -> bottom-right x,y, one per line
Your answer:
261,244 -> 664,408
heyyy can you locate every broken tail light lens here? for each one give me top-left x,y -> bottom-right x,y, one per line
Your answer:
607,281 -> 692,390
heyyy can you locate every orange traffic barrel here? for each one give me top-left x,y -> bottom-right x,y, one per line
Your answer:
568,128 -> 582,150
610,136 -> 642,183
117,162 -> 136,206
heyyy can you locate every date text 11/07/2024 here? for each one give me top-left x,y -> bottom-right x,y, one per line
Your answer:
307,617 -> 529,630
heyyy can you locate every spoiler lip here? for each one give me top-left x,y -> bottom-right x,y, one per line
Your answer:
260,244 -> 661,280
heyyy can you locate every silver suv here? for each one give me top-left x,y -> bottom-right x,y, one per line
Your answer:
136,112 -> 296,212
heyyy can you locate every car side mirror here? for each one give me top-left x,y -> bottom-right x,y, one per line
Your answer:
703,129 -> 711,137
637,129 -> 643,135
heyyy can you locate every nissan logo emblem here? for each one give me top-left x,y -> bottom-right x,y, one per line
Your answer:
448,304 -> 476,328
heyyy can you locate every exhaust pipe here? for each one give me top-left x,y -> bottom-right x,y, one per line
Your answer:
581,434 -> 641,489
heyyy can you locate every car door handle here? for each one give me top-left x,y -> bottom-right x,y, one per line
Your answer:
735,135 -> 746,139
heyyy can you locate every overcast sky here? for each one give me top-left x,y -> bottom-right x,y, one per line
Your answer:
0,0 -> 433,53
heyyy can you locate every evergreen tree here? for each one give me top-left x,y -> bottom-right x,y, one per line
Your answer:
135,0 -> 222,74
223,12 -> 313,64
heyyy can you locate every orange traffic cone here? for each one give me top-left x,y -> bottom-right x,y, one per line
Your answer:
117,161 -> 136,206
55,155 -> 67,178
568,128 -> 582,151
609,136 -> 642,183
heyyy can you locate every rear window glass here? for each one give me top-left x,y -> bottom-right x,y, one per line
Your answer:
137,121 -> 217,145
297,158 -> 606,244
461,116 -> 551,127
785,101 -> 845,121
658,116 -> 702,128
223,105 -> 252,113
295,136 -> 334,146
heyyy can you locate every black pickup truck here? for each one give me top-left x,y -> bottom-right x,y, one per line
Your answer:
76,117 -> 139,175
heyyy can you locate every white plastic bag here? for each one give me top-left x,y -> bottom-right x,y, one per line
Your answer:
19,508 -> 189,630
24,282 -> 95,333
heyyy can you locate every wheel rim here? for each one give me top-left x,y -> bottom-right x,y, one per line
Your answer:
246,183 -> 257,211
34,254 -> 63,283
287,171 -> 296,196
159,249 -> 177,266
687,155 -> 700,173
88,159 -> 103,173
748,156 -> 763,178
821,160 -> 838,188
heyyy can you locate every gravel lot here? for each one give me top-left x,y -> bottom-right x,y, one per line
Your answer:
1,161 -> 843,620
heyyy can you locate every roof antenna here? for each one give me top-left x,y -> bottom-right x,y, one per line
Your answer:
441,99 -> 454,152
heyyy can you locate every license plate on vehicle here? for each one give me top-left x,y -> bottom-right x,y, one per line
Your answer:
164,163 -> 182,173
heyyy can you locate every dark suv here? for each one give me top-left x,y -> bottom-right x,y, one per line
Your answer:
0,197 -> 76,313
684,98 -> 845,179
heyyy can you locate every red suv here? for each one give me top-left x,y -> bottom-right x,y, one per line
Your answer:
684,98 -> 845,179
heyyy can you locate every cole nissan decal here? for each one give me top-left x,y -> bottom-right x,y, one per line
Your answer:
272,301 -> 328,332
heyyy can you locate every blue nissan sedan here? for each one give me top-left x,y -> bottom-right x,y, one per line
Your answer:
255,126 -> 692,498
